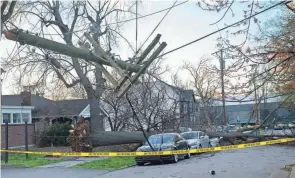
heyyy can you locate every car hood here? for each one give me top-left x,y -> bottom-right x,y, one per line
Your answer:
138,143 -> 175,151
186,139 -> 200,145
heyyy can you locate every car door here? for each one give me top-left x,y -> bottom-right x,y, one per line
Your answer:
175,134 -> 186,150
179,134 -> 188,150
174,134 -> 182,150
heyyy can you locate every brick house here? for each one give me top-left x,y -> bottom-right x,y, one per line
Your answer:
1,91 -> 109,148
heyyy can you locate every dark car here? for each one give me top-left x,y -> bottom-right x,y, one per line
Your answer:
135,133 -> 191,166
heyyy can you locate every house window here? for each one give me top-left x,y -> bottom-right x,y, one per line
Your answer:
22,113 -> 30,123
13,113 -> 21,123
2,113 -> 12,124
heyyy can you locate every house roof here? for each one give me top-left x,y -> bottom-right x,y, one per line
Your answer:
1,94 -> 91,118
152,79 -> 196,102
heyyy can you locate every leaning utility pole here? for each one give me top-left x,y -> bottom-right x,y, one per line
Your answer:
3,29 -> 166,99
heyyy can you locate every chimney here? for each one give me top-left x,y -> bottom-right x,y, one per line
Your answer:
20,91 -> 31,106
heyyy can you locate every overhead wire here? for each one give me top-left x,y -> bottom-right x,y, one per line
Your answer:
135,0 -> 138,52
156,1 -> 291,59
131,0 -> 179,60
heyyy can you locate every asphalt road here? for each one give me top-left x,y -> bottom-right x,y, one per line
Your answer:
1,167 -> 110,178
97,146 -> 295,178
2,146 -> 295,178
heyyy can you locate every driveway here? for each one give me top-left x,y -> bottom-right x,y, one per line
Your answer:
2,146 -> 295,178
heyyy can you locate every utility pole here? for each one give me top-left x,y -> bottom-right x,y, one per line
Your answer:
212,49 -> 227,125
219,50 -> 227,126
251,64 -> 260,125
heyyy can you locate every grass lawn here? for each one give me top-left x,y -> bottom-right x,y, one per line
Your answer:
1,153 -> 64,168
72,157 -> 136,170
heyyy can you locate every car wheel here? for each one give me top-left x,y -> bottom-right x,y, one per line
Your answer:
172,154 -> 179,163
136,162 -> 145,166
184,147 -> 191,159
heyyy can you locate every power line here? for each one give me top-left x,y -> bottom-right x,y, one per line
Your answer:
104,1 -> 188,26
157,1 -> 290,58
135,0 -> 179,56
135,0 -> 138,52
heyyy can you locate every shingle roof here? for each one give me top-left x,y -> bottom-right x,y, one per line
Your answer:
1,94 -> 90,118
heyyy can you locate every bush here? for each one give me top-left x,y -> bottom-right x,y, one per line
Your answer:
36,123 -> 71,147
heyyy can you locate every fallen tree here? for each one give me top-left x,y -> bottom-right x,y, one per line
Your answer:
67,117 -> 155,152
206,131 -> 295,145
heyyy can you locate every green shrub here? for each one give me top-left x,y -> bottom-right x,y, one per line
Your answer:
37,123 -> 71,147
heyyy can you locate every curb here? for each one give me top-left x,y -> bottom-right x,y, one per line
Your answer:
1,164 -> 29,168
119,164 -> 136,170
269,170 -> 290,178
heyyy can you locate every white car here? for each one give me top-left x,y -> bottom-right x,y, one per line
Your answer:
181,131 -> 210,149
209,137 -> 221,147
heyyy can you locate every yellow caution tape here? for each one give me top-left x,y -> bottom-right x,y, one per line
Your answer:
1,138 -> 295,157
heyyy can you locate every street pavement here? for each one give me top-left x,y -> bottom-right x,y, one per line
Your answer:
97,146 -> 295,178
2,146 -> 295,178
1,168 -> 110,178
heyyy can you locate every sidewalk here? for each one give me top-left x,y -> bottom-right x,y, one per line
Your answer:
269,165 -> 295,178
37,157 -> 108,168
290,167 -> 295,178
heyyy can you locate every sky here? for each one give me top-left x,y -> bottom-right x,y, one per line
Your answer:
0,0 -> 281,96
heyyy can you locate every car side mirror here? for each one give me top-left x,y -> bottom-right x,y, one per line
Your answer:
200,136 -> 204,139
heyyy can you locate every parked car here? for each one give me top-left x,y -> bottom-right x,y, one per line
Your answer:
274,123 -> 288,130
224,125 -> 238,133
135,133 -> 190,166
180,131 -> 210,149
209,137 -> 221,147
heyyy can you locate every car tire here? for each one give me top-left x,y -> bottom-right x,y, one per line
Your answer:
136,162 -> 145,166
184,147 -> 191,159
172,153 -> 179,163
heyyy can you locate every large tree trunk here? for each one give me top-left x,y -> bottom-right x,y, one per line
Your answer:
68,119 -> 155,151
90,98 -> 104,132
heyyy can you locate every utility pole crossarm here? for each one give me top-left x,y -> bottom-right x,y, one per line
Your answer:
117,42 -> 167,99
84,32 -> 126,78
116,34 -> 161,91
3,29 -> 141,73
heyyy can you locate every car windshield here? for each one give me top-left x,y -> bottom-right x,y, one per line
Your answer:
145,134 -> 175,145
181,132 -> 198,139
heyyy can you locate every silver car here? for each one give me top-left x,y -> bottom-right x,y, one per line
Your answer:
181,131 -> 210,149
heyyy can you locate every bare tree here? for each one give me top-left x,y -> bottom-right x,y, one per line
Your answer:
183,57 -> 221,128
101,91 -> 132,131
1,1 -> 137,131
1,1 -> 17,33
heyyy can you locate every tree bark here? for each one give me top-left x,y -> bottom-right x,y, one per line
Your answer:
68,119 -> 155,151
